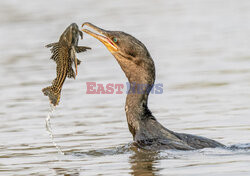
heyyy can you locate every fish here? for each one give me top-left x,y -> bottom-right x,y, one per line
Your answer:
42,23 -> 91,106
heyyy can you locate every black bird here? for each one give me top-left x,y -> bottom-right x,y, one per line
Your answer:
82,22 -> 225,150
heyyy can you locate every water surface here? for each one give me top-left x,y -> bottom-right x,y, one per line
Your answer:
0,0 -> 250,175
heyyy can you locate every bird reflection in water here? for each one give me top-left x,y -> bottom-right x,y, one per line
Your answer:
53,167 -> 80,176
129,146 -> 161,176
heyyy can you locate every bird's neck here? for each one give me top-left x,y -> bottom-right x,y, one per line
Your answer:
114,54 -> 156,138
126,78 -> 154,111
125,81 -> 154,137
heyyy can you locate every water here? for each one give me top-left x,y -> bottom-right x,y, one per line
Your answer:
1,0 -> 250,175
46,105 -> 64,155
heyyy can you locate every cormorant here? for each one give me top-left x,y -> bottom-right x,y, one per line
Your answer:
82,22 -> 225,150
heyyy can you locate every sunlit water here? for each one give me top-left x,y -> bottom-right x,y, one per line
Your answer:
0,0 -> 250,175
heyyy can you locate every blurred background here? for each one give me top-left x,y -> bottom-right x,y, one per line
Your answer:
0,0 -> 250,175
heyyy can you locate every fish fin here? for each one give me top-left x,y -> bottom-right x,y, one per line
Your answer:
48,43 -> 60,62
42,86 -> 61,106
79,30 -> 83,39
66,59 -> 81,78
75,46 -> 91,53
67,67 -> 76,79
45,42 -> 58,48
66,54 -> 79,79
77,59 -> 81,65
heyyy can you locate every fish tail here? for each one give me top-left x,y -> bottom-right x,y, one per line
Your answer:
42,86 -> 61,106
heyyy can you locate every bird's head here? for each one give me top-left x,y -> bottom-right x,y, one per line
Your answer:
82,22 -> 155,85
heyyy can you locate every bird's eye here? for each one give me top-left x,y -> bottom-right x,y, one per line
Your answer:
113,37 -> 118,43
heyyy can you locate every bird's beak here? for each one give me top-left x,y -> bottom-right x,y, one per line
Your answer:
82,22 -> 118,52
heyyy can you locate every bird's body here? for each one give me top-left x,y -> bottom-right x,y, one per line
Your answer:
82,22 -> 225,150
42,23 -> 91,106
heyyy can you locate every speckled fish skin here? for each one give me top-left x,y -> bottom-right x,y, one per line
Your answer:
42,23 -> 91,106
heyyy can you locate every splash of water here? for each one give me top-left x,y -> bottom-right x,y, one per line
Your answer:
45,104 -> 64,155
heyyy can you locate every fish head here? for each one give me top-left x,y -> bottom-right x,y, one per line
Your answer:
59,23 -> 83,77
59,23 -> 83,47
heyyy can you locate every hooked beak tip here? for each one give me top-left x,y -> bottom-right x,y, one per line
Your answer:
82,22 -> 90,28
81,23 -> 118,52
